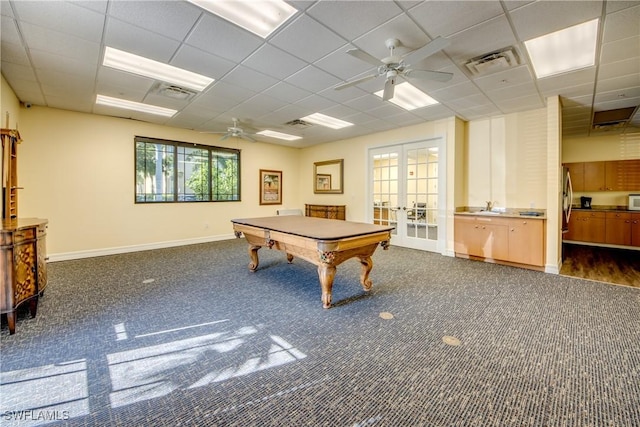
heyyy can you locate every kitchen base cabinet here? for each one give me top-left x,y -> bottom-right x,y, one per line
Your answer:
605,212 -> 632,246
454,214 -> 546,270
508,219 -> 545,266
1,218 -> 48,335
564,211 -> 606,243
632,214 -> 640,247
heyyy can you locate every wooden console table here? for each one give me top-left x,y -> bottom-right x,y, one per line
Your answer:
305,204 -> 346,220
1,218 -> 48,334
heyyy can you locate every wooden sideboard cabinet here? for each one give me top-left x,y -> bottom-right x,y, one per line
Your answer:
1,218 -> 48,334
305,204 -> 346,220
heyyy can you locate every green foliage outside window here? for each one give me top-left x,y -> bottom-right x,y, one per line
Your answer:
135,137 -> 240,203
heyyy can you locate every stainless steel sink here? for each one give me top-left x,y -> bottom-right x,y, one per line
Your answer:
476,210 -> 501,215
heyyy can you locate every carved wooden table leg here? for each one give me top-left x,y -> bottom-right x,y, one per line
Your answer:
358,256 -> 374,291
317,264 -> 336,309
248,245 -> 261,272
29,298 -> 38,318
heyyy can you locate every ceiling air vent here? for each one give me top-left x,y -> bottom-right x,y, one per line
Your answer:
285,119 -> 313,129
465,47 -> 520,76
152,82 -> 197,101
592,106 -> 638,131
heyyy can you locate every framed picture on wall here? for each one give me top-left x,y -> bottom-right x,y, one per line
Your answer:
259,169 -> 282,205
316,174 -> 331,191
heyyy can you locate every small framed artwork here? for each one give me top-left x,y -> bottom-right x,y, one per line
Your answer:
259,169 -> 282,205
316,174 -> 331,191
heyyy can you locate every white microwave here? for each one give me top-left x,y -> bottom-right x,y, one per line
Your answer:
630,194 -> 640,211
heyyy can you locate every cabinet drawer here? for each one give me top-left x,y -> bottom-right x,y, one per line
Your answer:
1,228 -> 36,245
605,212 -> 630,220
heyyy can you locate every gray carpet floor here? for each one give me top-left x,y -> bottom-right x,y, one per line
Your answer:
1,238 -> 639,426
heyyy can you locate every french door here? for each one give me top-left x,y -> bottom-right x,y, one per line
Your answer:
369,138 -> 445,252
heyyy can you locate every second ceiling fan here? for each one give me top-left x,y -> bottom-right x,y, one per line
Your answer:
334,36 -> 453,101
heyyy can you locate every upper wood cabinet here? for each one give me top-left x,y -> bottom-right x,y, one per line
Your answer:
564,159 -> 640,192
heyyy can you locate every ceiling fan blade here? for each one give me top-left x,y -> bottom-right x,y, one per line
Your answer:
334,73 -> 378,90
346,48 -> 382,66
220,134 -> 230,141
402,36 -> 450,65
242,134 -> 257,142
382,77 -> 395,101
405,69 -> 453,82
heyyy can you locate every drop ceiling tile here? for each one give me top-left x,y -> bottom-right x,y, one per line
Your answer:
509,0 -> 603,41
343,94 -> 386,112
411,104 -> 455,120
263,82 -> 311,103
494,94 -> 545,112
20,21 -> 100,62
318,84 -> 368,103
0,1 -> 15,17
96,67 -> 155,101
593,95 -> 640,111
598,57 -> 640,81
1,15 -> 21,44
594,87 -> 640,104
473,65 -> 534,92
104,18 -> 181,62
12,1 -> 104,42
596,74 -> 640,94
314,44 -> 377,81
447,16 -> 518,64
45,94 -> 94,112
186,13 -> 262,63
170,44 -> 236,81
30,49 -> 98,76
108,1 -> 201,42
342,111 -> 378,125
243,44 -> 307,80
204,80 -> 257,104
219,65 -> 278,93
536,68 -> 597,94
228,94 -> 288,118
293,94 -> 335,112
600,36 -> 640,65
306,1 -> 402,41
319,104 -> 359,119
270,14 -> 346,63
1,61 -> 37,82
286,65 -> 341,93
602,4 -> 640,43
408,1 -> 504,38
487,81 -> 540,102
352,14 -> 431,59
1,41 -> 30,66
431,81 -> 484,101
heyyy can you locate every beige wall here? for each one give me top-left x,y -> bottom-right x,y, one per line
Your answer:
563,132 -> 640,207
17,106 -> 301,259
2,74 -> 23,218
465,108 -> 548,210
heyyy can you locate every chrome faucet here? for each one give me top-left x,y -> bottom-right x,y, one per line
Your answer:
485,201 -> 494,211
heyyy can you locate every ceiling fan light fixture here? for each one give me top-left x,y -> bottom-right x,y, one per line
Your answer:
257,130 -> 302,141
187,0 -> 297,39
375,82 -> 438,110
525,18 -> 598,79
96,94 -> 177,117
103,47 -> 214,92
301,113 -> 353,129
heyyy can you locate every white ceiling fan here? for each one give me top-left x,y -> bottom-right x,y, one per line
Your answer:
334,36 -> 454,101
204,118 -> 257,142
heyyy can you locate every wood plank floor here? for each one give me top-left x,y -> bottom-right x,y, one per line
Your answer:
560,243 -> 640,288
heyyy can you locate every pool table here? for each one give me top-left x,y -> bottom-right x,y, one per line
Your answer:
231,216 -> 394,308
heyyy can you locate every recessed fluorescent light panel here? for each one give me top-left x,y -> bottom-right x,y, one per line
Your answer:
301,113 -> 353,129
375,82 -> 439,110
256,130 -> 302,141
103,47 -> 214,92
187,0 -> 297,39
525,19 -> 598,79
96,95 -> 177,117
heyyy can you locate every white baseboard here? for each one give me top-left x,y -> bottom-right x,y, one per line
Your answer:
48,234 -> 237,262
